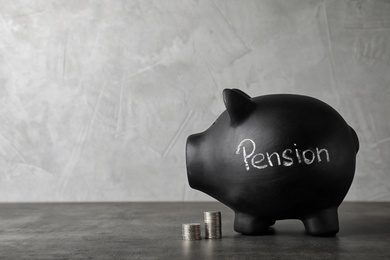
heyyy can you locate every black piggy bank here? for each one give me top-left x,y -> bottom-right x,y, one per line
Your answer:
186,89 -> 359,236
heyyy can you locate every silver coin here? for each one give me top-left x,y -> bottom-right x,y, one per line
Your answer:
182,223 -> 202,240
204,211 -> 222,239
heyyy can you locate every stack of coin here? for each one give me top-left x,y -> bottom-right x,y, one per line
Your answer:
182,223 -> 202,240
204,211 -> 222,239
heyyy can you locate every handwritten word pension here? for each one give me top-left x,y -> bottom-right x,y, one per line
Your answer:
236,139 -> 330,171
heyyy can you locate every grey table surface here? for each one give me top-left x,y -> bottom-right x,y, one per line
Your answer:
0,202 -> 389,259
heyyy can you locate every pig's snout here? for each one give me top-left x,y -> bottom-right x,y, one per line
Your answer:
186,133 -> 204,189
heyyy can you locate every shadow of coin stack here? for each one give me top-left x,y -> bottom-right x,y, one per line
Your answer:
204,211 -> 222,239
182,223 -> 202,240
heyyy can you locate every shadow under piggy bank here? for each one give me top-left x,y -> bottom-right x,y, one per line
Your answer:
186,89 -> 359,236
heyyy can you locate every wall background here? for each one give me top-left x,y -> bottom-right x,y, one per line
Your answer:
0,0 -> 389,202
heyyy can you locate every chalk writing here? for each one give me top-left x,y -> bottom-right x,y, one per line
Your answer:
236,139 -> 330,171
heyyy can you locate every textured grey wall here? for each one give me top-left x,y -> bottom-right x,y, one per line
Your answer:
0,0 -> 389,201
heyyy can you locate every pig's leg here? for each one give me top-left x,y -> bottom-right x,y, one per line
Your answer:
234,212 -> 274,235
302,207 -> 339,236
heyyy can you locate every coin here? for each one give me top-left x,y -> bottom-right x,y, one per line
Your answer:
182,223 -> 202,240
204,211 -> 222,239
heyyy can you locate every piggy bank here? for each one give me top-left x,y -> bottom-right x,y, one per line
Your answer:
186,89 -> 359,236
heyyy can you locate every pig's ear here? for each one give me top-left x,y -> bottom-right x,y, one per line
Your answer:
223,88 -> 255,125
